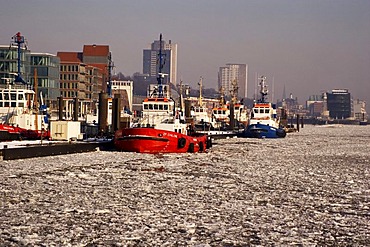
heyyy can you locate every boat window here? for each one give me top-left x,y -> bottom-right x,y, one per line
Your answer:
159,104 -> 163,110
10,93 -> 16,101
11,102 -> 16,107
18,94 -> 24,100
4,93 -> 9,100
254,109 -> 258,113
149,104 -> 153,110
0,94 -> 2,100
265,109 -> 270,113
5,102 -> 9,107
143,104 -> 148,110
18,102 -> 24,107
0,102 -> 2,107
154,104 -> 158,110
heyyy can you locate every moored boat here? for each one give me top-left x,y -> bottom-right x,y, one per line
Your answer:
0,32 -> 50,141
114,34 -> 209,153
238,75 -> 286,138
114,122 -> 209,153
0,85 -> 50,140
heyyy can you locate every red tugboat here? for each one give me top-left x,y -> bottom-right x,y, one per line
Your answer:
114,119 -> 209,153
114,34 -> 209,153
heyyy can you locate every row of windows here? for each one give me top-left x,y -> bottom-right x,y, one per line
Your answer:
253,108 -> 271,114
213,110 -> 227,115
31,56 -> 58,67
60,65 -> 80,72
0,93 -> 25,101
61,91 -> 77,98
0,49 -> 26,60
60,82 -> 79,89
143,103 -> 170,111
60,73 -> 79,81
0,62 -> 19,72
0,102 -> 25,107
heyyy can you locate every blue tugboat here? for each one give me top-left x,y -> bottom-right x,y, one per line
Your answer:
238,76 -> 286,138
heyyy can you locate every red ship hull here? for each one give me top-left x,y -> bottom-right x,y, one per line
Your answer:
0,124 -> 50,141
114,128 -> 209,153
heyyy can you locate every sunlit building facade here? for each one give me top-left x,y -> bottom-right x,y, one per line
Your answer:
218,63 -> 248,99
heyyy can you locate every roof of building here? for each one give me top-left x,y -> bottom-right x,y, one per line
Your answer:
89,63 -> 107,73
83,45 -> 109,56
57,52 -> 83,63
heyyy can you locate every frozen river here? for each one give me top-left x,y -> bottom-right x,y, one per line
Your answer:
1,125 -> 369,246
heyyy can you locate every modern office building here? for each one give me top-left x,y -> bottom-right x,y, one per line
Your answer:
143,36 -> 177,86
327,89 -> 351,119
218,63 -> 248,99
29,53 -> 60,109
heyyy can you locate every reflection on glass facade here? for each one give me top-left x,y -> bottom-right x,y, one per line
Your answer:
29,53 -> 60,108
0,46 -> 28,83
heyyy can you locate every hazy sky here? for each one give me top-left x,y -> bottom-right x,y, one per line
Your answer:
1,0 -> 370,107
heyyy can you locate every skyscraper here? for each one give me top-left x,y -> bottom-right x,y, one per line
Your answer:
218,63 -> 248,99
143,36 -> 177,86
327,89 -> 351,119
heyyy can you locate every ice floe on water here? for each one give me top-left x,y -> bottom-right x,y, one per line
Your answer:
0,125 -> 369,246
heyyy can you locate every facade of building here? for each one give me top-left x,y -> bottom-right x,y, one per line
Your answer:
29,53 -> 60,109
353,99 -> 367,121
218,63 -> 248,99
306,95 -> 324,117
57,52 -> 87,99
111,80 -> 133,112
57,45 -> 110,116
82,45 -> 111,93
327,89 -> 351,119
143,37 -> 177,86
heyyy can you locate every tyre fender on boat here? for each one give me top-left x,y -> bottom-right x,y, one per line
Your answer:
276,129 -> 286,138
178,137 -> 187,149
206,137 -> 212,149
187,143 -> 195,153
199,141 -> 204,152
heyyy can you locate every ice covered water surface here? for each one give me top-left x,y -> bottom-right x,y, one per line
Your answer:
0,125 -> 369,246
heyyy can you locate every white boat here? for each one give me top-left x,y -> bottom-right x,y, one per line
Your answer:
238,76 -> 286,138
0,84 -> 49,140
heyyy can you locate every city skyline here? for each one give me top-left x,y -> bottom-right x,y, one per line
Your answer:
1,0 -> 369,109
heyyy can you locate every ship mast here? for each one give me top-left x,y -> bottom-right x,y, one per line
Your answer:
198,76 -> 203,106
11,32 -> 27,84
157,33 -> 165,98
258,75 -> 268,103
230,78 -> 238,104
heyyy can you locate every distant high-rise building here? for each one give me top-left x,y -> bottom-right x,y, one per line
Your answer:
218,63 -> 248,99
143,36 -> 177,86
327,89 -> 351,119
